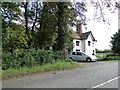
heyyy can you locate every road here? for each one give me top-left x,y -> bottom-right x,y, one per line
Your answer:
2,61 -> 119,89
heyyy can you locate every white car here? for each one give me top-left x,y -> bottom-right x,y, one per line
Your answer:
68,52 -> 97,62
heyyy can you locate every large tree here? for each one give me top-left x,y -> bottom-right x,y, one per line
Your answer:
111,30 -> 120,55
33,2 -> 57,49
56,2 -> 75,51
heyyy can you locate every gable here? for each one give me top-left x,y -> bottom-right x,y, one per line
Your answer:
89,32 -> 96,41
87,33 -> 94,42
80,31 -> 96,41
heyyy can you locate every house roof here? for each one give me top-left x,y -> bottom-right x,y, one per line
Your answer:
71,32 -> 81,39
71,31 -> 96,41
80,31 -> 91,39
80,31 -> 96,41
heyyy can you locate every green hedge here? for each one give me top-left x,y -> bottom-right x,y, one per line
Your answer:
2,49 -> 65,70
96,53 -> 120,61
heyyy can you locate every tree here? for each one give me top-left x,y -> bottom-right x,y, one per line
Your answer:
20,2 -> 43,48
2,25 -> 29,53
1,2 -> 21,29
72,0 -> 119,25
21,2 -> 42,36
1,1 -> 119,52
56,2 -> 75,50
73,1 -> 87,25
1,2 -> 29,52
110,30 -> 120,55
57,2 -> 66,50
33,2 -> 57,49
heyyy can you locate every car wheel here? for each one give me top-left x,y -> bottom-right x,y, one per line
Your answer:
86,58 -> 92,62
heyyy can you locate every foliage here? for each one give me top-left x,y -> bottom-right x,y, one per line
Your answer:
56,2 -> 74,51
111,30 -> 120,55
103,53 -> 120,60
2,1 -> 118,52
96,53 -> 120,61
73,1 -> 87,24
96,49 -> 112,53
2,49 -> 65,70
33,3 -> 57,49
2,26 -> 29,52
1,2 -> 21,28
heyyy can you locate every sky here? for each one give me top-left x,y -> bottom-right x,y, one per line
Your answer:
81,4 -> 118,50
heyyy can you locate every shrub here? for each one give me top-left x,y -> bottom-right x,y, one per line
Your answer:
96,53 -> 120,61
53,51 -> 64,60
96,53 -> 106,60
2,49 -> 65,70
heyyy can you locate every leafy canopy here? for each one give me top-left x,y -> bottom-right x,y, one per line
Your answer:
111,30 -> 120,55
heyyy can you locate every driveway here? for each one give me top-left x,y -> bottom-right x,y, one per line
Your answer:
2,61 -> 119,89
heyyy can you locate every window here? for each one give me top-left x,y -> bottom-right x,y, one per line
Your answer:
88,41 -> 91,46
81,52 -> 85,56
76,41 -> 80,46
77,52 -> 82,55
76,49 -> 80,52
72,52 -> 76,55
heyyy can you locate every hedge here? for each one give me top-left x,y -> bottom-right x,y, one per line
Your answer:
2,49 -> 65,70
96,53 -> 120,61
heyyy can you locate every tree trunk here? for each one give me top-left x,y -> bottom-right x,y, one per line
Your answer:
57,2 -> 65,51
24,2 -> 29,36
31,2 -> 38,36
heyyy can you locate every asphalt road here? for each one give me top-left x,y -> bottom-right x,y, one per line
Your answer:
2,61 -> 119,89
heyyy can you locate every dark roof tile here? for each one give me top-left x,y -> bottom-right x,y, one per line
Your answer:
80,31 -> 91,40
71,31 -> 96,41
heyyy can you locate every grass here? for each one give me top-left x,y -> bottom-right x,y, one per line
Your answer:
98,60 -> 120,62
2,60 -> 79,80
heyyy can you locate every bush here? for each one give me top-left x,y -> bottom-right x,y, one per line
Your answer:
96,53 -> 120,61
96,53 -> 106,60
53,51 -> 64,60
2,49 -> 64,70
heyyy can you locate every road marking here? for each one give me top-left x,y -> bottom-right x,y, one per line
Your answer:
91,76 -> 120,89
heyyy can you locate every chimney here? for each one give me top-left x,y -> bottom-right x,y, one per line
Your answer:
76,22 -> 82,35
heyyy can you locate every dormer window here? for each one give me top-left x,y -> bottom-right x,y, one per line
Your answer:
76,41 -> 80,46
88,41 -> 91,46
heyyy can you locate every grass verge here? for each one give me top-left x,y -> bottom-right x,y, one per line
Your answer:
2,60 -> 79,80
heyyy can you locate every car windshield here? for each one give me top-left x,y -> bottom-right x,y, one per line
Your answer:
81,53 -> 86,56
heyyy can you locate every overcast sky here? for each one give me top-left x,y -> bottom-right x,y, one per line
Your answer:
82,5 -> 118,50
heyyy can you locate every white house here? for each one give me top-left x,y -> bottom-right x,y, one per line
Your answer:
71,23 -> 97,55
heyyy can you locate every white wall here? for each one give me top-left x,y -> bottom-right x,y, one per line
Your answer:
85,34 -> 96,55
80,40 -> 85,53
73,39 -> 81,52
